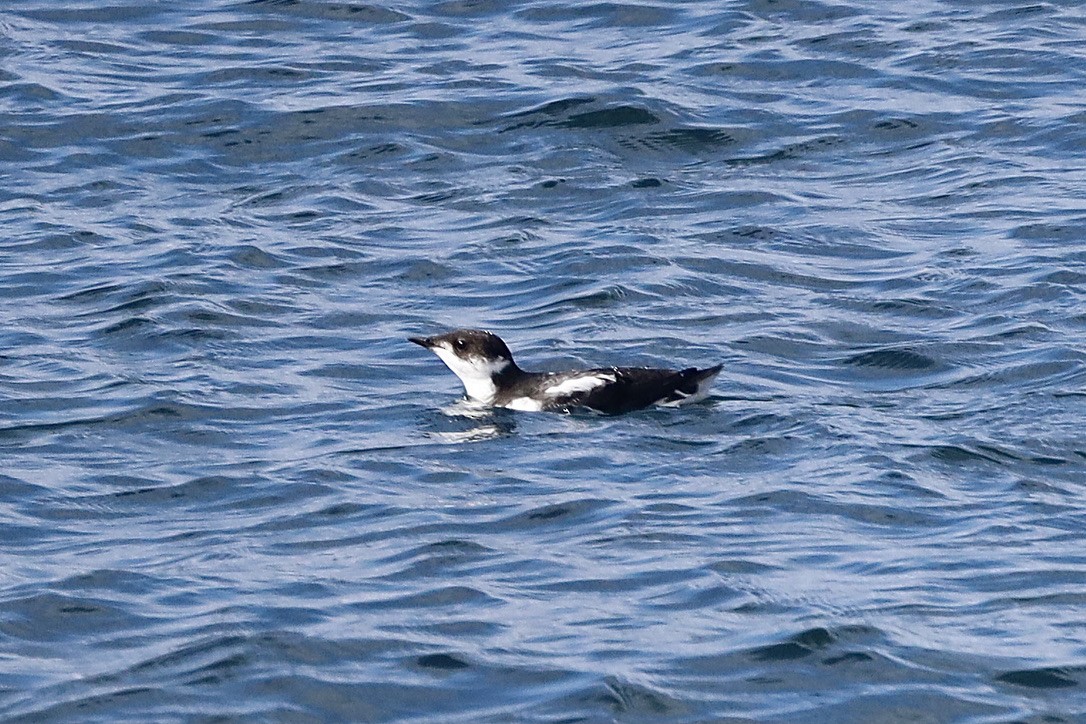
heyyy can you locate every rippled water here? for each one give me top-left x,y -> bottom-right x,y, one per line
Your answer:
2,1 -> 1085,721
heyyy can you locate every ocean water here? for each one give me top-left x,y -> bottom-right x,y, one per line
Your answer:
2,0 -> 1085,721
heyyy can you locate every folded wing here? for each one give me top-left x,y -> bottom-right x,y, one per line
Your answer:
548,365 -> 722,414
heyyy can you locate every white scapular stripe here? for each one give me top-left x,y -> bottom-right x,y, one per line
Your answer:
543,373 -> 616,397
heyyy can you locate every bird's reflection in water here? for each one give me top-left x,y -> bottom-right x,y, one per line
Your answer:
425,399 -> 517,443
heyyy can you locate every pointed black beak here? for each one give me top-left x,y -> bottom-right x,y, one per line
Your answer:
408,336 -> 434,349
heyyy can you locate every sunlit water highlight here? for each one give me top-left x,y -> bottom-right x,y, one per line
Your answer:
2,1 -> 1085,721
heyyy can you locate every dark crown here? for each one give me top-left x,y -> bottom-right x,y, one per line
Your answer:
425,329 -> 514,361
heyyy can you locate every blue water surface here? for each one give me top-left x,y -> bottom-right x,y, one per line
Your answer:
2,1 -> 1085,721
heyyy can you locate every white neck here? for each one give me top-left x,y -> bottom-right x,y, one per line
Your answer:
431,346 -> 509,404
459,374 -> 499,404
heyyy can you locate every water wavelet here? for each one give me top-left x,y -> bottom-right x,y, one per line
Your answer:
5,1 -> 1086,721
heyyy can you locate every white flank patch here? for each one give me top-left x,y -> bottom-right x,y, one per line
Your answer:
543,373 -> 616,398
503,396 -> 545,412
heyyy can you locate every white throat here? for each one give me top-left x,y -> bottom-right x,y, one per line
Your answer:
431,344 -> 510,404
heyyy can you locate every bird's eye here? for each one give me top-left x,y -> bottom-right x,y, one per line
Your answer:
454,338 -> 466,350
